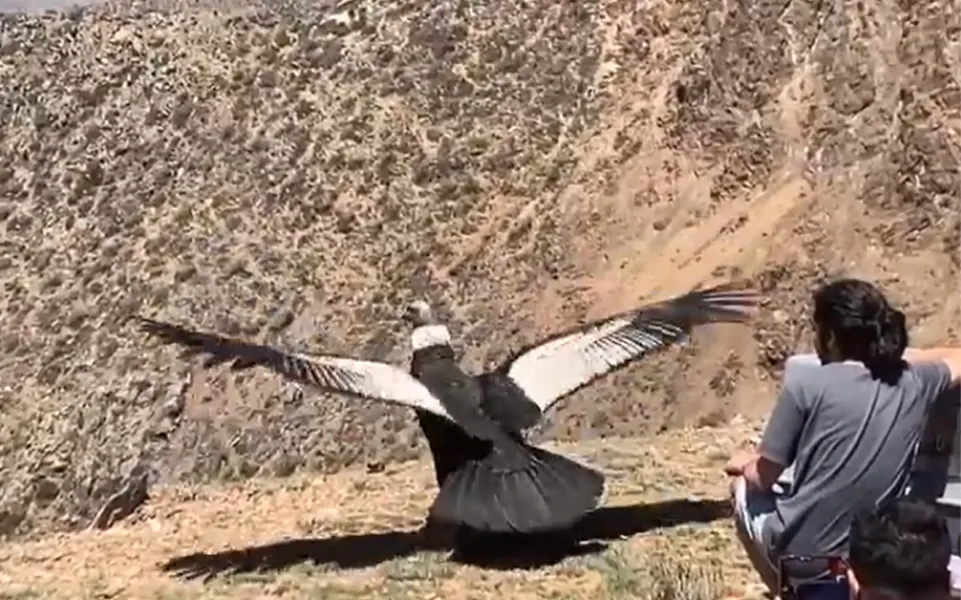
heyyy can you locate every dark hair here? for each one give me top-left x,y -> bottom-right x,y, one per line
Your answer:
849,498 -> 952,597
812,278 -> 908,383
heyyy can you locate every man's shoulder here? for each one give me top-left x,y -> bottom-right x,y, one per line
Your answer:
904,360 -> 953,389
783,354 -> 822,386
784,355 -> 875,388
780,357 -> 885,413
782,354 -> 844,392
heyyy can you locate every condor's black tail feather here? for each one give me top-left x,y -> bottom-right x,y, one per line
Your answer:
428,444 -> 605,534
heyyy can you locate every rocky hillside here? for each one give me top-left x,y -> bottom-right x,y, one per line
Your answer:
0,0 -> 957,538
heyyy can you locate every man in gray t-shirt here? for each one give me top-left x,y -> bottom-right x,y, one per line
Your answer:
725,278 -> 961,594
726,355 -> 957,592
759,359 -> 952,554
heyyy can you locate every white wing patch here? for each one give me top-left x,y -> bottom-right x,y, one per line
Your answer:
505,318 -> 685,413
137,317 -> 455,422
271,353 -> 455,422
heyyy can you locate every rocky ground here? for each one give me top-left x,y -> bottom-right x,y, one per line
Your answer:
1,423 -> 773,600
0,0 -> 958,542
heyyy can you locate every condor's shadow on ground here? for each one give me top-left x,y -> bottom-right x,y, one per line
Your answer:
160,497 -> 730,581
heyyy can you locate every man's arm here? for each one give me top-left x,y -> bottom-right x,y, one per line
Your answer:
743,453 -> 787,492
903,347 -> 961,384
741,380 -> 807,492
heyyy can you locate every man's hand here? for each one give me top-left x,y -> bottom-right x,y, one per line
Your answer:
725,447 -> 758,477
846,568 -> 861,596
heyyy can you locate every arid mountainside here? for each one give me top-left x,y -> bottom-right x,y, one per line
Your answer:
0,0 -> 957,539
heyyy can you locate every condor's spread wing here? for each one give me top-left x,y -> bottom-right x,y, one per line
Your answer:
136,317 -> 455,423
483,283 -> 759,426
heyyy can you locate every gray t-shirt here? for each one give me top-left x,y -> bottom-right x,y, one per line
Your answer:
758,359 -> 953,558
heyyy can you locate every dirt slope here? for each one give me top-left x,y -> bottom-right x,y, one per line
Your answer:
0,0 -> 958,539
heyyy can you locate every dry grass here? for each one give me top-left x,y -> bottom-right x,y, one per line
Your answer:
0,422 -> 771,600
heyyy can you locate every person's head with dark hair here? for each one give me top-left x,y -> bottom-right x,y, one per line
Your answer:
812,278 -> 909,383
848,498 -> 953,599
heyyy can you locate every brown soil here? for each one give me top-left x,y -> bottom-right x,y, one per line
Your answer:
0,0 -> 957,554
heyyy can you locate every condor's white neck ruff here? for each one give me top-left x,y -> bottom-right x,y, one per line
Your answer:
411,324 -> 452,351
